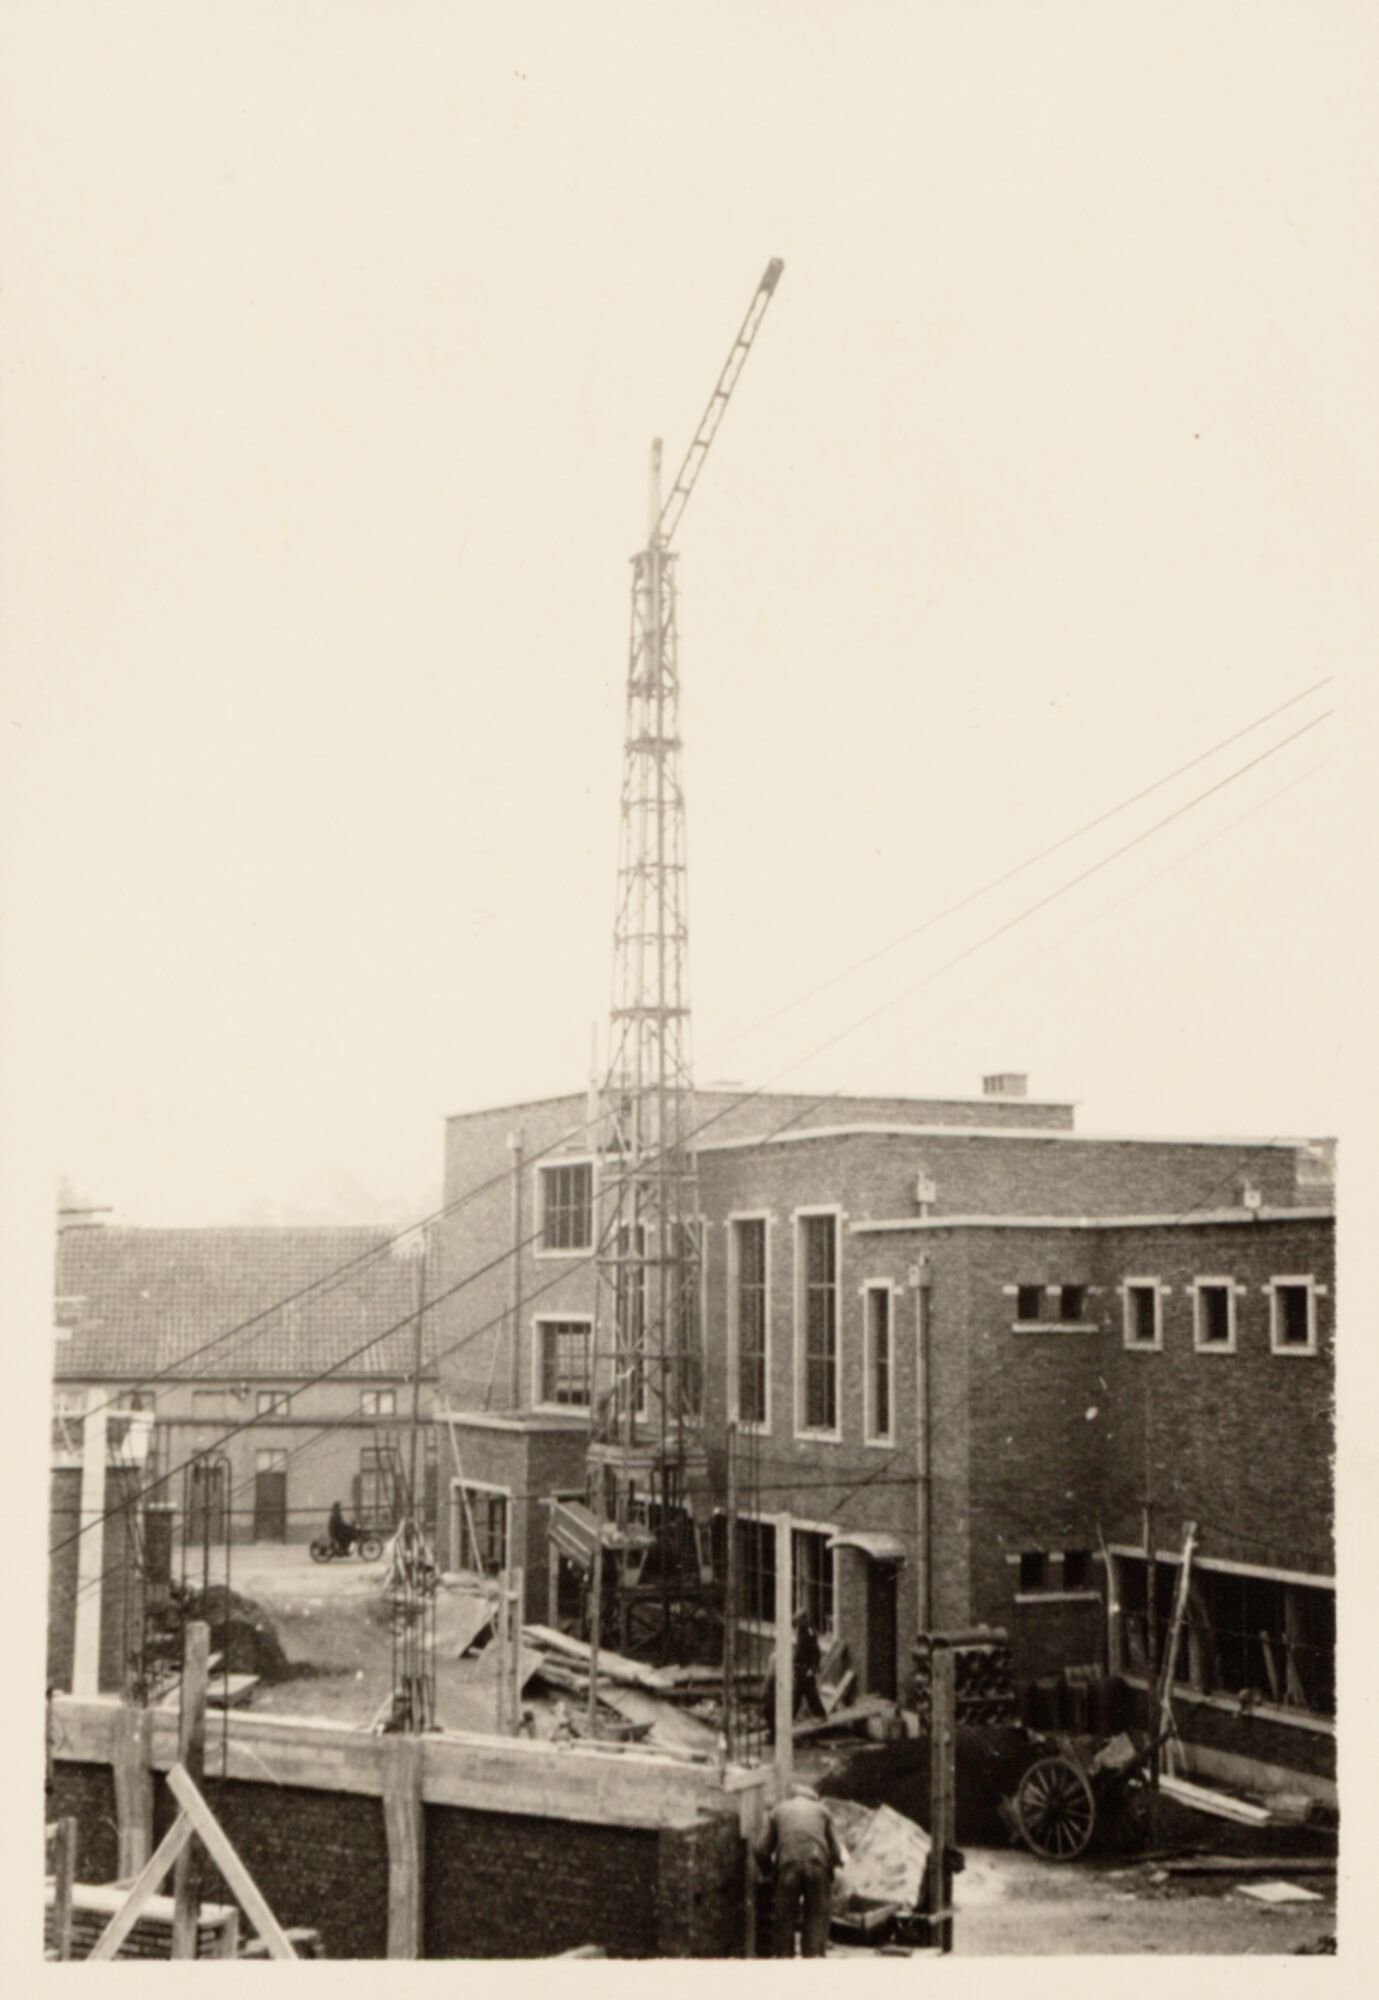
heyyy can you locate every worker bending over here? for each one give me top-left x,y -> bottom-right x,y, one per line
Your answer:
756,1782 -> 847,1957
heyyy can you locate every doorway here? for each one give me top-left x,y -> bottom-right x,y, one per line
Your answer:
253,1449 -> 288,1541
866,1559 -> 900,1699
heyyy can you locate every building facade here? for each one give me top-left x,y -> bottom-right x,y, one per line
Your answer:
429,1081 -> 1334,1797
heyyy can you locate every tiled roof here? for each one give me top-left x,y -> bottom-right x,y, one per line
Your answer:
54,1227 -> 437,1383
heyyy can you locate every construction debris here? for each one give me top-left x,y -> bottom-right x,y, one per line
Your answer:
1236,1880 -> 1324,1905
828,1799 -> 932,1909
1158,1775 -> 1273,1825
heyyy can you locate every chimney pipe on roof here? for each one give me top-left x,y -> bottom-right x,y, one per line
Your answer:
982,1073 -> 1028,1099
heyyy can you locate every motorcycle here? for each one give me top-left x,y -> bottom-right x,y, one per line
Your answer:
309,1527 -> 383,1563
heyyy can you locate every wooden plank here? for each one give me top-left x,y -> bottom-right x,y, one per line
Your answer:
112,1704 -> 153,1877
523,1623 -> 677,1691
51,1817 -> 77,1961
88,1812 -> 194,1960
382,1735 -> 424,1960
774,1512 -> 794,1792
594,1683 -> 718,1756
790,1694 -> 893,1742
206,1672 -> 261,1707
171,1621 -> 209,1959
167,1762 -> 298,1959
1158,1774 -> 1273,1825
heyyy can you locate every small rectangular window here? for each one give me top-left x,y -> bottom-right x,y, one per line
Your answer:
361,1387 -> 396,1417
1123,1281 -> 1161,1350
1194,1281 -> 1235,1351
1063,1549 -> 1092,1590
1059,1284 -> 1086,1323
1016,1284 -> 1043,1322
256,1390 -> 292,1418
539,1161 -> 593,1252
1019,1551 -> 1047,1593
1271,1280 -> 1316,1353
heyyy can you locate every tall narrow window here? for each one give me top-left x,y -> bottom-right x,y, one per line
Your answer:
734,1219 -> 768,1426
865,1285 -> 893,1441
539,1161 -> 593,1251
800,1214 -> 839,1432
1016,1284 -> 1043,1321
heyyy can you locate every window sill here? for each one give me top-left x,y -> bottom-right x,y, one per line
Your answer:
1122,1341 -> 1163,1354
533,1246 -> 593,1261
1269,1345 -> 1319,1358
1120,1672 -> 1334,1736
794,1429 -> 845,1446
1012,1321 -> 1100,1334
1014,1590 -> 1103,1606
1193,1343 -> 1238,1356
863,1435 -> 896,1450
532,1401 -> 590,1417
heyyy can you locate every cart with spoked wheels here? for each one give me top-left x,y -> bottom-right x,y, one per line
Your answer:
1008,1727 -> 1168,1862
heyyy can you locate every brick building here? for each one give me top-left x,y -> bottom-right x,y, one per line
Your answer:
429,1079 -> 1335,1797
51,1225 -> 437,1619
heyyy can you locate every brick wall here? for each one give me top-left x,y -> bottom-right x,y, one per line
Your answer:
56,1745 -> 747,1959
151,1773 -> 390,1960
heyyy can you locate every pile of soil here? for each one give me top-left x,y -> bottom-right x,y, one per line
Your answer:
180,1583 -> 292,1682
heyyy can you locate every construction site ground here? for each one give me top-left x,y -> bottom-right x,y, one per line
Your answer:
215,1546 -> 1336,1956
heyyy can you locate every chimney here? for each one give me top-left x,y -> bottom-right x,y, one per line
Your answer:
982,1072 -> 1028,1099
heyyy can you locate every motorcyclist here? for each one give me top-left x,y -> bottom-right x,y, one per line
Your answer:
328,1499 -> 358,1556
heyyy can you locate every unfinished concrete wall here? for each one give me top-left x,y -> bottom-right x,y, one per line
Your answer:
51,1698 -> 766,1960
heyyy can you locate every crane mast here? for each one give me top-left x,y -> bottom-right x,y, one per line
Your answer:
587,260 -> 784,1661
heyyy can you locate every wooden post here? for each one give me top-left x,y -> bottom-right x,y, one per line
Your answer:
508,1567 -> 524,1730
914,1264 -> 933,1631
508,1130 -> 525,1408
723,1422 -> 738,1762
113,1702 -> 153,1878
167,1763 -> 296,1958
927,1641 -> 956,1953
72,1396 -> 108,1696
51,1816 -> 77,1962
1154,1521 -> 1197,1779
587,1480 -> 604,1739
494,1569 -> 510,1734
774,1513 -> 793,1792
382,1734 -> 424,1959
171,1620 -> 209,1958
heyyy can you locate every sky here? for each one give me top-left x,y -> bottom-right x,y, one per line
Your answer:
3,1 -> 1376,1230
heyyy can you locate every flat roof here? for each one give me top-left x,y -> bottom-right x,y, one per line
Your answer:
851,1206 -> 1334,1233
697,1123 -> 1314,1153
444,1087 -> 1077,1123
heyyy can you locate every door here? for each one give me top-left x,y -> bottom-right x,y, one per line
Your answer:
253,1449 -> 288,1541
867,1560 -> 900,1699
187,1462 -> 228,1546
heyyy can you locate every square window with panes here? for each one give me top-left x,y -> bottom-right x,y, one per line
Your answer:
538,1319 -> 591,1408
539,1161 -> 593,1252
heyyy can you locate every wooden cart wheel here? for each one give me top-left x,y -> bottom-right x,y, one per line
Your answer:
1015,1755 -> 1097,1861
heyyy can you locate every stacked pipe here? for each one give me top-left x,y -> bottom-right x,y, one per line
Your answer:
912,1628 -> 1016,1731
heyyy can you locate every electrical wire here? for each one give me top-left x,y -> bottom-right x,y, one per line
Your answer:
53,704 -> 1332,1568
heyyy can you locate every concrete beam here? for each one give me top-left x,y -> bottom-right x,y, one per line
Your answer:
52,1697 -> 770,1835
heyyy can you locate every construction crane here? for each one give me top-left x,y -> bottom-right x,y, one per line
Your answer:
584,259 -> 785,1665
